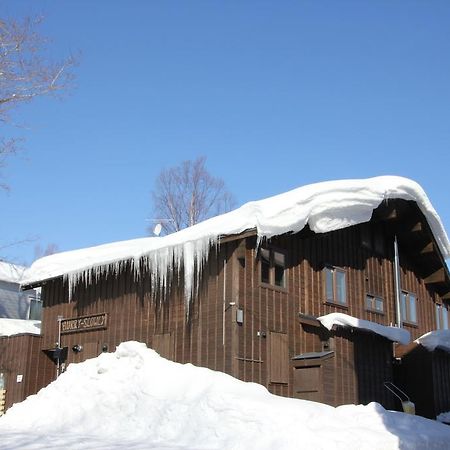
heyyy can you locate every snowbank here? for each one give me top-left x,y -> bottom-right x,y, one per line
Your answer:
21,176 -> 450,305
0,318 -> 41,337
415,330 -> 450,352
0,341 -> 449,450
0,261 -> 26,284
317,313 -> 411,345
437,411 -> 450,424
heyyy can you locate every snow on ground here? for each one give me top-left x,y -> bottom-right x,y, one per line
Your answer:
437,411 -> 450,424
0,318 -> 41,337
1,341 -> 449,450
317,313 -> 411,345
21,176 -> 450,306
415,329 -> 450,352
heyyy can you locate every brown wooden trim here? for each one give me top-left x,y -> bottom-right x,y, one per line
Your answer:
420,242 -> 434,255
236,357 -> 264,363
410,222 -> 423,233
298,313 -> 322,328
424,268 -> 446,285
219,228 -> 257,244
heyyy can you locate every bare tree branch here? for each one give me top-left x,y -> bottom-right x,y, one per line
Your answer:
0,15 -> 77,190
150,156 -> 236,234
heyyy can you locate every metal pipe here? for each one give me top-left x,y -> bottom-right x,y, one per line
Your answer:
222,257 -> 227,346
393,236 -> 402,328
56,315 -> 63,378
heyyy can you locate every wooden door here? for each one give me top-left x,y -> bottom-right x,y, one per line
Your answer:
293,365 -> 322,402
269,332 -> 289,384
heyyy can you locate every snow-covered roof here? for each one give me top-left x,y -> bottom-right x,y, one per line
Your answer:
0,261 -> 27,284
415,330 -> 450,352
21,176 -> 450,303
0,318 -> 41,337
317,313 -> 411,345
1,341 -> 450,449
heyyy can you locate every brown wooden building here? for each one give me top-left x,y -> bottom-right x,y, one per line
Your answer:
0,333 -> 53,413
2,178 -> 450,417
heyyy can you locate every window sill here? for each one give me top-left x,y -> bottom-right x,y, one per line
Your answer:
323,301 -> 348,311
402,321 -> 418,328
365,308 -> 385,316
259,282 -> 288,293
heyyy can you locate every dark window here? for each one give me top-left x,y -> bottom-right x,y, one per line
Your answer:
260,248 -> 286,288
324,266 -> 346,305
273,251 -> 285,287
366,294 -> 384,313
401,291 -> 417,324
435,303 -> 449,330
260,249 -> 271,284
28,295 -> 42,320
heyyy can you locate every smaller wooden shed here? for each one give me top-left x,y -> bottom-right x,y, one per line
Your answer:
0,331 -> 53,413
395,333 -> 450,419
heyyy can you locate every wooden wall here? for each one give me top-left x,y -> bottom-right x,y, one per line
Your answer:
233,215 -> 444,406
40,244 -> 238,378
0,334 -> 53,411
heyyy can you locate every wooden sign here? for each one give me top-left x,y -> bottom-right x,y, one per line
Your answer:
61,313 -> 108,334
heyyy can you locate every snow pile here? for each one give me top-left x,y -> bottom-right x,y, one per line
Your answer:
318,313 -> 411,345
437,411 -> 450,424
0,261 -> 26,284
415,330 -> 450,352
21,176 -> 450,306
0,318 -> 41,337
1,341 -> 449,450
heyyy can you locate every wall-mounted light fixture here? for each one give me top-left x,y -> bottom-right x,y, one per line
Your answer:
72,344 -> 83,353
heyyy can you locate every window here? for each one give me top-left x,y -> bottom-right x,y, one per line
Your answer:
324,266 -> 346,305
366,294 -> 384,313
260,248 -> 286,288
435,304 -> 449,330
400,291 -> 417,324
28,295 -> 42,320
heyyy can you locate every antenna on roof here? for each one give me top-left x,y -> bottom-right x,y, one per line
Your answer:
146,218 -> 175,236
153,223 -> 163,236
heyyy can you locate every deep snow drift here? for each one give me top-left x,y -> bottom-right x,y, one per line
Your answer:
1,341 -> 449,450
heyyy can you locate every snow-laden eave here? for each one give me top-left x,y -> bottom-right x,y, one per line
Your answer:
21,176 -> 450,306
317,313 -> 411,345
0,319 -> 41,338
415,330 -> 450,353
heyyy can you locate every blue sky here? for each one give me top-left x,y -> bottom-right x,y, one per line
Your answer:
2,0 -> 450,265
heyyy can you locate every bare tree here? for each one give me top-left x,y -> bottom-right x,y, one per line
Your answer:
151,156 -> 235,234
0,15 -> 76,189
34,242 -> 59,260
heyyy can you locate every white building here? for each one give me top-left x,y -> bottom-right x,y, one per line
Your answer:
0,261 -> 41,320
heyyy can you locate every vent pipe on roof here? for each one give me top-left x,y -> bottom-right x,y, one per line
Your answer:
393,236 -> 403,328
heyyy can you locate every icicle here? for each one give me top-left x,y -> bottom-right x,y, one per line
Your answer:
61,233 -> 218,313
